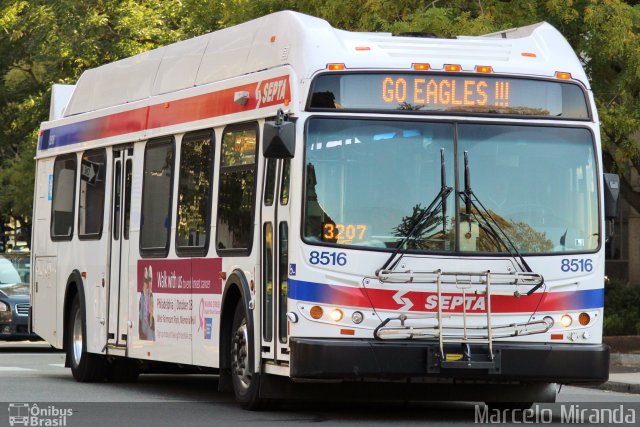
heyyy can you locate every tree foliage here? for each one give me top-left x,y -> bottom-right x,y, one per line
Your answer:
2,0 -> 640,228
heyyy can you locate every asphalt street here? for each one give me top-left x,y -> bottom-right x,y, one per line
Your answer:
0,342 -> 639,426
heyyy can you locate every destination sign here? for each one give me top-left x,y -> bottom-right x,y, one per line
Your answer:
309,73 -> 589,119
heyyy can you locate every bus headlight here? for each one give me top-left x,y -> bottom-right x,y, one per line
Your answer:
330,308 -> 344,322
560,314 -> 573,328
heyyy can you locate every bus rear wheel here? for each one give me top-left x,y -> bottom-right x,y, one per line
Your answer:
67,294 -> 108,382
230,301 -> 269,410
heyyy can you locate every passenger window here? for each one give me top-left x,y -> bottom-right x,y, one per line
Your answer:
176,130 -> 214,255
140,138 -> 175,257
78,149 -> 106,239
51,154 -> 77,240
216,124 -> 258,254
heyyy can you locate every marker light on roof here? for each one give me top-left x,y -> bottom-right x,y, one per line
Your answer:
444,64 -> 462,72
413,63 -> 430,71
555,71 -> 572,80
475,65 -> 493,73
521,52 -> 537,57
327,63 -> 346,71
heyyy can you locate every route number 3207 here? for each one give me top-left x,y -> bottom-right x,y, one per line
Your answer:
561,258 -> 593,273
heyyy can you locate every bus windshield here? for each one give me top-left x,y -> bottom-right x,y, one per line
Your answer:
304,118 -> 599,254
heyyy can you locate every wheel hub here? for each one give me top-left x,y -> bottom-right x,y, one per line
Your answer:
231,320 -> 251,390
72,308 -> 83,367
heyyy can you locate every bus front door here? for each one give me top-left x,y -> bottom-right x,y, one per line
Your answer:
107,146 -> 133,348
260,158 -> 291,365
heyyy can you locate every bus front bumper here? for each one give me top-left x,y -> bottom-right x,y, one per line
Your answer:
289,338 -> 609,384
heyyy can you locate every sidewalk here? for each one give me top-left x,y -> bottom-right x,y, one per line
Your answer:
598,336 -> 640,394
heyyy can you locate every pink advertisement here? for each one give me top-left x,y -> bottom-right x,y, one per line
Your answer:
136,258 -> 222,342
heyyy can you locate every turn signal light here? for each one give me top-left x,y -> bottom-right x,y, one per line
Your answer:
579,312 -> 591,326
310,306 -> 324,319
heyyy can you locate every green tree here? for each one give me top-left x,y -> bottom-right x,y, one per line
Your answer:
0,0 -> 223,238
3,0 -> 640,243
229,0 -> 640,213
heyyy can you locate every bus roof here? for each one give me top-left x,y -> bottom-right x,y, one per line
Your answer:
62,10 -> 587,118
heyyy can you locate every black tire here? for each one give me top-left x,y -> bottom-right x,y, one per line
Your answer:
67,294 -> 108,382
107,358 -> 140,382
230,301 -> 269,410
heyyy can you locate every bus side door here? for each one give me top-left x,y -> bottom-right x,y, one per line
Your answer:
260,157 -> 291,364
107,146 -> 133,347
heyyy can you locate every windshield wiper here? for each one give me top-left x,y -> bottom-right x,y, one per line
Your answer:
460,151 -> 544,295
376,148 -> 452,275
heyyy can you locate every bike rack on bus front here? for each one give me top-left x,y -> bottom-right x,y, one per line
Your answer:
373,269 -> 551,371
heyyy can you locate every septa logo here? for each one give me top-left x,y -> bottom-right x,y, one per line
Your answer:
425,294 -> 486,312
257,76 -> 290,108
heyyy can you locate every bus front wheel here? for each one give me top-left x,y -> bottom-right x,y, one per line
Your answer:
230,301 -> 269,410
67,294 -> 108,382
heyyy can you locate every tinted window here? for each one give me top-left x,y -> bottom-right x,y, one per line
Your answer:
263,222 -> 273,342
216,124 -> 257,253
304,118 -> 455,251
124,158 -> 132,239
264,159 -> 277,206
51,155 -> 77,240
280,159 -> 290,205
278,222 -> 288,343
78,149 -> 106,239
140,138 -> 174,256
176,131 -> 214,255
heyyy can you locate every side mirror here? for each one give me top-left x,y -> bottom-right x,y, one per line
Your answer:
263,110 -> 295,159
603,173 -> 620,220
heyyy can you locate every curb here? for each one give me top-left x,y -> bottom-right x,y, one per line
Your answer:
610,353 -> 640,368
597,381 -> 640,394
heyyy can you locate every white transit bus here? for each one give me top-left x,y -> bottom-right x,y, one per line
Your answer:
31,11 -> 619,409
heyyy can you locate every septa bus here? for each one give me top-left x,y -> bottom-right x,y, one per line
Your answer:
30,10 -> 619,409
